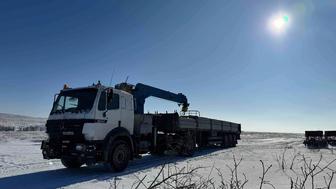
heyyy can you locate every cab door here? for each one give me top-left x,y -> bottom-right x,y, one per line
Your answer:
87,89 -> 121,140
105,90 -> 121,130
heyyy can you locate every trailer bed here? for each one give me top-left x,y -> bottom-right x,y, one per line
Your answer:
152,113 -> 241,134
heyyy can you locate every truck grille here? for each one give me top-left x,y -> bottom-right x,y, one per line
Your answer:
46,119 -> 86,156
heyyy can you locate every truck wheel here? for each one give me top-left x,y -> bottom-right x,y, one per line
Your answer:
106,140 -> 131,172
152,144 -> 166,156
184,141 -> 196,157
229,135 -> 234,147
152,136 -> 166,156
61,158 -> 83,169
232,135 -> 237,147
179,134 -> 195,157
221,135 -> 228,148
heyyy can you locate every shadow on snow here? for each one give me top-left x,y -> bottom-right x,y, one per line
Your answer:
0,147 -> 229,189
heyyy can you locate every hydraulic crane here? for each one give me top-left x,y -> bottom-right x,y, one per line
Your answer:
115,82 -> 189,114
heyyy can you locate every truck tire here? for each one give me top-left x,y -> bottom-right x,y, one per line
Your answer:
152,135 -> 166,156
178,133 -> 195,157
152,145 -> 166,156
186,142 -> 196,157
232,135 -> 237,147
61,158 -> 83,169
221,135 -> 228,148
106,140 -> 131,172
229,135 -> 234,147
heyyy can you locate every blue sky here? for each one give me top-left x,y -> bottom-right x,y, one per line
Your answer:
1,0 -> 336,132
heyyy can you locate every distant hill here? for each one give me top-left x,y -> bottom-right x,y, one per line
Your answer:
0,113 -> 46,131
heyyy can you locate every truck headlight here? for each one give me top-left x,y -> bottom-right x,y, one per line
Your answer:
75,144 -> 86,151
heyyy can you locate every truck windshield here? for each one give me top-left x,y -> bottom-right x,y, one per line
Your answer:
50,88 -> 97,114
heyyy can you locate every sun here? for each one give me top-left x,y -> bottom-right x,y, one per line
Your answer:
268,12 -> 290,35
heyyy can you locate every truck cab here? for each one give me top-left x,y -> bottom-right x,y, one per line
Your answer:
42,82 -> 136,171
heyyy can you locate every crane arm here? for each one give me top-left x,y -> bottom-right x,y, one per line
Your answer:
133,83 -> 189,114
116,83 -> 189,114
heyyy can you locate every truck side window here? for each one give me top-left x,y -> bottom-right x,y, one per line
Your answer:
98,92 -> 106,111
107,94 -> 119,110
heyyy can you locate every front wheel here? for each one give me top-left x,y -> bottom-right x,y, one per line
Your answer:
106,140 -> 131,172
61,158 -> 83,169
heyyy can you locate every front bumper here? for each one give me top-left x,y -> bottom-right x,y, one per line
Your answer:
41,119 -> 103,163
41,139 -> 103,163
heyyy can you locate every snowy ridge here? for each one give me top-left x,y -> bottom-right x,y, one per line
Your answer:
0,113 -> 46,131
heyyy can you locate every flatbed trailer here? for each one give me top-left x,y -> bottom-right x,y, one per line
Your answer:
134,112 -> 241,155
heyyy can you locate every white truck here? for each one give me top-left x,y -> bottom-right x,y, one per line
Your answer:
41,82 -> 241,171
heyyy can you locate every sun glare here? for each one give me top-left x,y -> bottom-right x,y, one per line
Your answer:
268,12 -> 290,35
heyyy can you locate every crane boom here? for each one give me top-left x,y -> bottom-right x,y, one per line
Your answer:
115,82 -> 189,114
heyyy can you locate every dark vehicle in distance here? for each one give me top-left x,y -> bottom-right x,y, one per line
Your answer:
303,130 -> 327,148
325,131 -> 336,146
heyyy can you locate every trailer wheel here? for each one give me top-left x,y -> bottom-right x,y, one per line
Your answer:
232,135 -> 237,147
106,140 -> 131,172
221,135 -> 228,148
229,135 -> 234,147
152,135 -> 166,156
178,133 -> 196,157
61,158 -> 83,169
152,145 -> 166,156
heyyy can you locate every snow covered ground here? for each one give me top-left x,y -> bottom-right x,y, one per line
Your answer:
0,113 -> 46,131
0,131 -> 335,189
